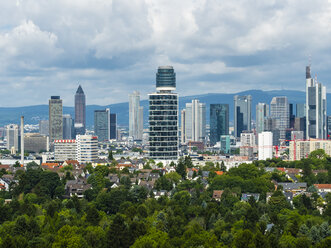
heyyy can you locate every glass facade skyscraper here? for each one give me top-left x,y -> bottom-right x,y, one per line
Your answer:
210,104 -> 229,145
75,85 -> 86,135
49,96 -> 63,142
256,103 -> 269,134
110,113 -> 117,140
94,109 -> 110,141
183,100 -> 206,143
129,91 -> 143,140
270,96 -> 289,140
306,65 -> 327,139
149,66 -> 178,160
234,95 -> 252,138
296,103 -> 306,118
63,114 -> 74,139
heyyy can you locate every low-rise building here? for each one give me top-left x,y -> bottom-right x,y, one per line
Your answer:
289,139 -> 331,161
24,133 -> 49,153
54,139 -> 77,161
314,184 -> 331,193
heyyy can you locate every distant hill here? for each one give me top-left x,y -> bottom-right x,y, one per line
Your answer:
0,89 -> 319,128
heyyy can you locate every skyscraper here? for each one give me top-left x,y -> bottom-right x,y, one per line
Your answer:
129,91 -> 143,140
6,124 -> 19,152
256,103 -> 269,134
63,114 -> 74,139
306,65 -> 327,139
210,104 -> 229,145
149,66 -> 178,160
75,85 -> 86,135
49,96 -> 63,142
94,109 -> 110,141
296,103 -> 306,118
270,96 -> 289,140
234,95 -> 252,138
183,100 -> 206,143
110,113 -> 117,140
39,120 -> 49,136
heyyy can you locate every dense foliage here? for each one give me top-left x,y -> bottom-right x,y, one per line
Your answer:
1,156 -> 331,247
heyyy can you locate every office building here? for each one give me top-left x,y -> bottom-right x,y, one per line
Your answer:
258,132 -> 273,161
6,124 -> 19,152
75,85 -> 86,135
49,96 -> 63,142
110,113 -> 117,140
181,109 -> 186,144
54,139 -> 77,161
270,96 -> 289,140
256,103 -> 269,134
39,120 -> 49,136
291,131 -> 304,141
240,131 -> 255,158
294,117 -> 306,139
183,100 -> 206,143
210,104 -> 229,146
94,109 -> 110,141
24,133 -> 49,153
289,103 -> 295,128
63,114 -> 74,139
76,135 -> 98,163
327,116 -> 331,139
234,95 -> 252,138
306,65 -> 327,139
289,139 -> 331,161
296,103 -> 306,118
220,135 -> 231,154
129,91 -> 143,140
149,66 -> 178,160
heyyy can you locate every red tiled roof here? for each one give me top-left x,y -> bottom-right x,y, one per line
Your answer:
314,184 -> 331,189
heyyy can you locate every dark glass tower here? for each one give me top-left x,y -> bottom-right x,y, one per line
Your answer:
75,85 -> 86,135
94,109 -> 110,141
210,104 -> 229,145
110,113 -> 117,140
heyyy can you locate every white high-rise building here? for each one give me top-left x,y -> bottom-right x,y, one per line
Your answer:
76,135 -> 98,164
6,124 -> 19,153
183,100 -> 206,143
54,139 -> 77,161
256,103 -> 269,134
240,131 -> 255,158
129,91 -> 143,140
181,109 -> 186,144
258,132 -> 273,160
306,65 -> 327,139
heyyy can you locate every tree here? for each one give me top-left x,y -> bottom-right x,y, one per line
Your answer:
107,214 -> 130,248
86,204 -> 101,226
108,150 -> 114,161
176,158 -> 187,179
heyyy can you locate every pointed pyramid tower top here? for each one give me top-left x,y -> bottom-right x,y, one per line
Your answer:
76,85 -> 84,94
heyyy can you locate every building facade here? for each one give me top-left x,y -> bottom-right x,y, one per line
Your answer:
270,96 -> 289,140
149,66 -> 178,160
76,135 -> 98,164
289,139 -> 331,161
256,103 -> 269,134
296,103 -> 306,118
6,124 -> 19,152
129,91 -> 143,140
49,96 -> 63,142
24,133 -> 49,153
39,120 -> 49,136
234,95 -> 252,138
306,65 -> 327,139
63,114 -> 74,139
210,104 -> 229,146
240,131 -> 255,158
258,132 -> 273,160
184,100 -> 206,143
75,85 -> 86,135
94,109 -> 110,141
110,113 -> 117,140
54,139 -> 77,161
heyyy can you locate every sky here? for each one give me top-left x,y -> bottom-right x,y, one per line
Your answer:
1,0 -> 331,107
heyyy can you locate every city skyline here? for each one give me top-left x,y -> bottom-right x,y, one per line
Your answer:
1,1 -> 331,107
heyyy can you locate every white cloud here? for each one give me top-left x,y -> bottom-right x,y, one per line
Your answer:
0,0 -> 331,107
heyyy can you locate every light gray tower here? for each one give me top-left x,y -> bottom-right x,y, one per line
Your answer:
149,66 -> 178,160
39,120 -> 49,136
49,96 -> 63,142
183,100 -> 206,143
256,103 -> 269,134
234,95 -> 252,138
306,65 -> 327,139
129,91 -> 143,140
63,114 -> 74,139
270,96 -> 289,140
6,124 -> 19,153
